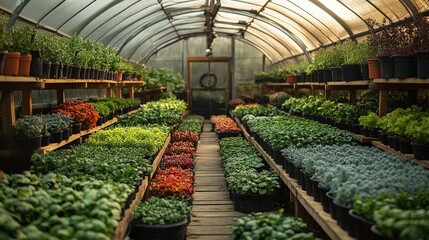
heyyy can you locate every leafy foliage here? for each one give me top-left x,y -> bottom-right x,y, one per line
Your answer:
133,197 -> 191,225
227,170 -> 280,195
14,115 -> 44,138
231,209 -> 319,240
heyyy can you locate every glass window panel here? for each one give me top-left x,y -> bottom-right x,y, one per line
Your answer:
19,0 -> 62,22
369,0 -> 411,21
164,0 -> 205,9
39,0 -> 95,29
221,0 -> 265,11
0,0 -> 19,13
413,0 -> 429,11
217,12 -> 253,23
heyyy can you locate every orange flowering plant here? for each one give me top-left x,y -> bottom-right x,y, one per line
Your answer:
150,167 -> 194,198
54,100 -> 99,130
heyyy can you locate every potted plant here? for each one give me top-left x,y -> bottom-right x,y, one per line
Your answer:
227,170 -> 280,213
358,112 -> 380,137
414,14 -> 429,78
0,15 -> 11,75
13,115 -> 44,150
339,40 -> 372,81
40,115 -> 50,147
150,167 -> 195,199
161,153 -> 196,170
130,197 -> 191,240
231,209 -> 319,240
9,26 -> 36,77
47,113 -> 72,143
406,117 -> 429,160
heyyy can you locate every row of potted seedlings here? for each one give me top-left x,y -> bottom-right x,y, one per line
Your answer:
219,137 -> 279,213
358,106 -> 429,159
0,99 -> 188,239
0,17 -> 139,80
255,15 -> 429,83
230,103 -> 429,240
130,116 -> 203,240
210,115 -> 241,139
12,98 -> 139,150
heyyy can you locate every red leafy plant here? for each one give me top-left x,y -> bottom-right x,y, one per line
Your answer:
165,141 -> 196,155
211,116 -> 241,134
150,167 -> 195,198
161,153 -> 196,169
172,131 -> 199,144
53,100 -> 99,130
227,98 -> 245,108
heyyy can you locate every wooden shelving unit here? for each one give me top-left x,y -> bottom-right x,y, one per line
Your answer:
0,76 -> 144,138
112,134 -> 171,240
233,115 -> 353,240
265,81 -> 369,100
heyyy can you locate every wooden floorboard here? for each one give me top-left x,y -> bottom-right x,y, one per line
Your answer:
187,122 -> 244,239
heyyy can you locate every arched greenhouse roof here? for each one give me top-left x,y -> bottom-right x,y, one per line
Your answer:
1,0 -> 428,64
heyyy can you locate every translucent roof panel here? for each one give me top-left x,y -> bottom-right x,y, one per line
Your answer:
1,0 -> 427,64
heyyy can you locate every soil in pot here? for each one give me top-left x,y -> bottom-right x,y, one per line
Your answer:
411,142 -> 429,160
232,192 -> 274,213
130,218 -> 187,240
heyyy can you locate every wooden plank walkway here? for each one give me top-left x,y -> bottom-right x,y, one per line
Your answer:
187,122 -> 246,240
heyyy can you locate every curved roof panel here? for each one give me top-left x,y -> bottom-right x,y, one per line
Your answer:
1,0 -> 428,64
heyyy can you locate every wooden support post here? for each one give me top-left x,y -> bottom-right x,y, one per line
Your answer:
129,86 -> 135,99
106,88 -> 113,97
379,90 -> 389,117
293,88 -> 299,98
348,90 -> 356,101
21,90 -> 32,116
116,86 -> 122,98
56,89 -> 65,104
324,89 -> 331,100
1,91 -> 16,137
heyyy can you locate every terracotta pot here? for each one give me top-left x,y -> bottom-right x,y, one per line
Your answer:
286,74 -> 296,83
367,58 -> 381,79
3,52 -> 21,76
117,70 -> 123,81
18,54 -> 32,76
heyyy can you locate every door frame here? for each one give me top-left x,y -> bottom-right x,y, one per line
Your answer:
186,57 -> 232,114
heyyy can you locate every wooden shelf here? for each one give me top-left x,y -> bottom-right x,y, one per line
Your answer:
233,116 -> 353,240
34,109 -> 140,154
372,140 -> 429,169
112,134 -> 171,240
354,134 -> 378,145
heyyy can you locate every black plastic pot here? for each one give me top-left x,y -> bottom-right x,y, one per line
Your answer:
327,192 -> 338,220
392,136 -> 400,151
393,54 -> 416,79
416,51 -> 429,78
29,50 -> 43,77
303,170 -> 314,197
369,128 -> 379,138
130,219 -> 187,240
70,66 -> 81,79
379,56 -> 395,79
323,68 -> 332,82
361,63 -> 369,80
41,135 -> 50,147
342,64 -> 361,81
72,123 -> 82,134
411,142 -> 429,160
361,126 -> 371,137
80,67 -> 87,79
398,138 -> 413,154
349,210 -> 375,240
317,69 -> 324,82
16,136 -> 42,150
42,61 -> 51,79
319,184 -> 330,213
352,124 -> 361,134
273,149 -> 283,165
334,201 -> 351,231
50,131 -> 63,143
331,67 -> 342,81
50,62 -> 60,79
387,135 -> 396,149
312,179 -> 321,202
62,128 -> 70,140
63,65 -> 70,79
0,50 -> 6,75
232,192 -> 274,213
378,130 -> 389,145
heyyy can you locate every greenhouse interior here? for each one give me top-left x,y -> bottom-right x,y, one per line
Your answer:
0,0 -> 429,239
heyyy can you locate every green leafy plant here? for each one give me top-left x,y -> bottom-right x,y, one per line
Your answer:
339,40 -> 372,65
358,112 -> 380,128
227,170 -> 280,195
0,15 -> 11,50
7,26 -> 36,53
133,197 -> 191,225
231,209 -> 319,240
46,113 -> 72,133
14,115 -> 44,138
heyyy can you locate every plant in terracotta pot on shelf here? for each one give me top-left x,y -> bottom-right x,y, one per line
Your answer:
0,15 -> 11,75
13,115 -> 44,150
130,197 -> 191,240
